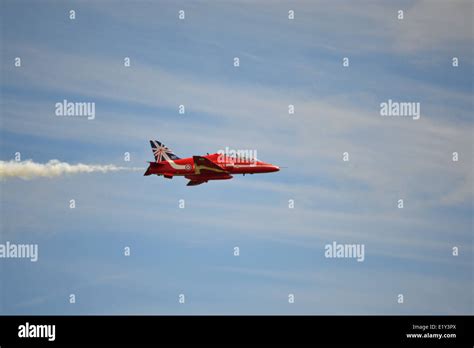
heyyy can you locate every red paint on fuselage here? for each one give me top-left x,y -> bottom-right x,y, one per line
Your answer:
144,153 -> 279,177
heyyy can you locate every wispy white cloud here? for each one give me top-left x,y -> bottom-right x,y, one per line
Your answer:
87,0 -> 473,56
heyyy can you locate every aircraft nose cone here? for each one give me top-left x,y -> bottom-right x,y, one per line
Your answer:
272,165 -> 280,172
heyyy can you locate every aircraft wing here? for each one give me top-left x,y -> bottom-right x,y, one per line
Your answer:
193,156 -> 228,175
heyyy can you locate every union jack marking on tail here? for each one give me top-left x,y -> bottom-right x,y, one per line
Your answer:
150,140 -> 180,162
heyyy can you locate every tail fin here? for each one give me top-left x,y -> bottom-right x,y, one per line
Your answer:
150,140 -> 181,162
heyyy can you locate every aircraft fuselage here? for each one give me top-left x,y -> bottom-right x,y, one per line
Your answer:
144,153 -> 279,177
144,141 -> 279,186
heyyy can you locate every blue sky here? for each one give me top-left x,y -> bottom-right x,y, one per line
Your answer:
0,0 -> 472,314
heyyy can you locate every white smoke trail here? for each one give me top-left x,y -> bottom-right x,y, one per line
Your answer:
0,160 -> 144,180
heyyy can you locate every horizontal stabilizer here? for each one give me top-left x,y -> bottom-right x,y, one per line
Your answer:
144,161 -> 164,176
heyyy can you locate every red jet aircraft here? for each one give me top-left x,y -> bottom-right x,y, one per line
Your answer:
144,140 -> 279,186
